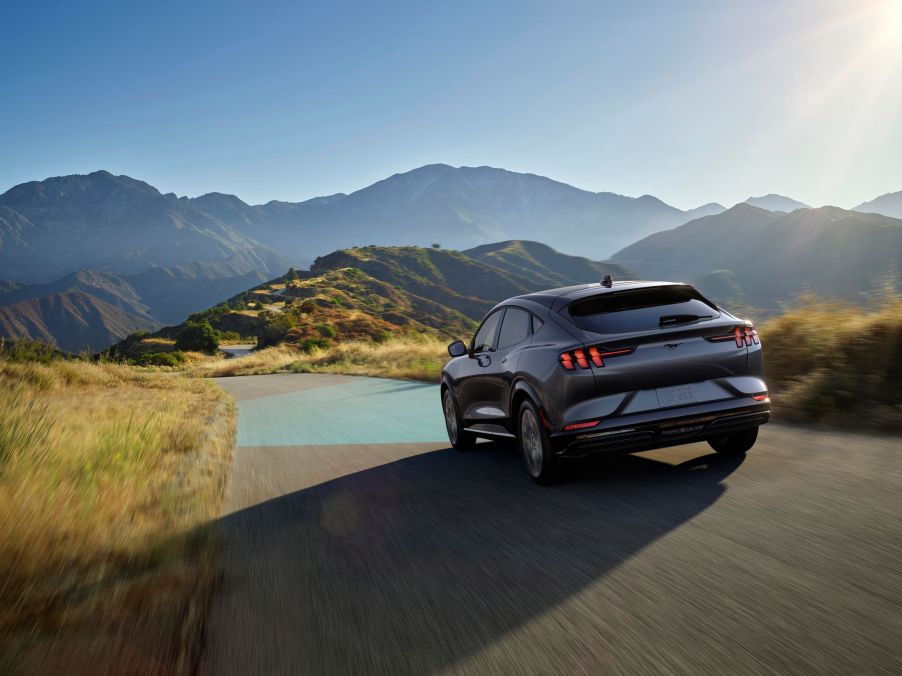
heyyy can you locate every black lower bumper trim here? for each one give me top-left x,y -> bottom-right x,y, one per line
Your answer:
555,407 -> 770,457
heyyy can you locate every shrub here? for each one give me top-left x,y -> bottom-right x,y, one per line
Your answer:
300,299 -> 317,314
134,351 -> 187,367
315,323 -> 337,338
0,338 -> 60,364
175,320 -> 220,353
299,337 -> 330,353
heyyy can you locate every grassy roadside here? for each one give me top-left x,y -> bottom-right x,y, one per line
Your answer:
191,337 -> 449,382
0,357 -> 235,675
760,295 -> 902,430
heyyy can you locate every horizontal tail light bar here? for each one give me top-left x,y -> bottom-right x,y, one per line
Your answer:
705,326 -> 759,348
560,345 -> 635,370
563,419 -> 600,431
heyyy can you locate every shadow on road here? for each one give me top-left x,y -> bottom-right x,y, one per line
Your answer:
207,446 -> 744,673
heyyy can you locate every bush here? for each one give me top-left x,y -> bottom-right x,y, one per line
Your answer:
299,337 -> 330,353
315,323 -> 337,338
134,351 -> 187,367
0,339 -> 60,364
175,320 -> 220,353
219,331 -> 242,342
300,299 -> 317,314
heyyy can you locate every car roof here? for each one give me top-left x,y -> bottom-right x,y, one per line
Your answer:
507,280 -> 687,311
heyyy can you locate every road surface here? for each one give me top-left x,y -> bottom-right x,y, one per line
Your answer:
220,344 -> 256,359
201,373 -> 902,674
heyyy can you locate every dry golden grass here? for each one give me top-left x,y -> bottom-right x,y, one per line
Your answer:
289,336 -> 447,381
192,337 -> 448,382
0,358 -> 234,674
761,294 -> 902,430
189,345 -> 302,378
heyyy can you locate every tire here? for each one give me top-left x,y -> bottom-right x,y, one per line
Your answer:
707,426 -> 758,455
443,389 -> 476,451
518,400 -> 560,485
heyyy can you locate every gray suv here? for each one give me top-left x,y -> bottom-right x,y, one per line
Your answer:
441,279 -> 769,484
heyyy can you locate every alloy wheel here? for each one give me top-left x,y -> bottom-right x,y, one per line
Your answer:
520,408 -> 543,476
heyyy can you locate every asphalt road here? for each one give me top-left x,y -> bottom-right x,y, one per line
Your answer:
220,344 -> 257,359
200,373 -> 902,675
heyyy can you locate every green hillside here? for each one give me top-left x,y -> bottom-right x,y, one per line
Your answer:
117,241 -> 626,357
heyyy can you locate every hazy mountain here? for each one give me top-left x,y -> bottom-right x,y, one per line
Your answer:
684,202 -> 727,219
854,190 -> 902,219
744,194 -> 810,212
236,164 -> 723,261
0,171 -> 287,283
0,291 -> 158,353
1,166 -> 725,284
0,248 -> 287,349
612,205 -> 902,311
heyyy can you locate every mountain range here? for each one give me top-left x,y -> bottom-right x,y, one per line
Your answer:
2,164 -> 901,350
612,204 -> 902,311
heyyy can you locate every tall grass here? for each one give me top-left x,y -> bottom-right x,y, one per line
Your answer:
0,358 -> 234,674
192,337 -> 448,382
761,294 -> 902,430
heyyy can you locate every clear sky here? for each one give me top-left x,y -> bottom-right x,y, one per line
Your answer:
3,0 -> 902,209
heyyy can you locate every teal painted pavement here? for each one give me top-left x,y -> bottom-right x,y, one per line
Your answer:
234,376 -> 447,447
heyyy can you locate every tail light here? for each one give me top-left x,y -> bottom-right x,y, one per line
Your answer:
705,326 -> 759,348
560,345 -> 635,370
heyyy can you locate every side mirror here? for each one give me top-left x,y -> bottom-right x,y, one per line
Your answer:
447,340 -> 467,357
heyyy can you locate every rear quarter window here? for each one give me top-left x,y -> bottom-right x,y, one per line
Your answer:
567,285 -> 720,334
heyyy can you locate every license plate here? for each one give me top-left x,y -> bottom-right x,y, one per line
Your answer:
656,384 -> 697,408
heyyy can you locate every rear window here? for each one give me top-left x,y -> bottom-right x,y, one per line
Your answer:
567,285 -> 720,334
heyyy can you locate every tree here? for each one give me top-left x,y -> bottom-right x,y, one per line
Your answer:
431,243 -> 441,249
175,320 -> 220,353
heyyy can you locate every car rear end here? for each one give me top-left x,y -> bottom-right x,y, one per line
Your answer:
538,283 -> 769,457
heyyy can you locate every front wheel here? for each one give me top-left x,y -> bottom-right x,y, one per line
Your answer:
707,426 -> 758,454
443,389 -> 476,451
519,400 -> 560,485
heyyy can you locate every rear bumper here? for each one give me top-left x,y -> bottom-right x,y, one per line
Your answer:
551,400 -> 770,457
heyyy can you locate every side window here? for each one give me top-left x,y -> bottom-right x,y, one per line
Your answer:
471,310 -> 503,353
497,307 -> 532,350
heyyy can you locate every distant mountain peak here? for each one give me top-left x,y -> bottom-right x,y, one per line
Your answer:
854,189 -> 902,219
744,194 -> 810,212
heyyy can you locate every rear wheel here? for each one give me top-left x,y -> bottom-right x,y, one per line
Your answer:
519,400 -> 560,485
708,426 -> 758,454
443,389 -> 476,451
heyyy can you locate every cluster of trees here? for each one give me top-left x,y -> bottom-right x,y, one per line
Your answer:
175,320 -> 220,353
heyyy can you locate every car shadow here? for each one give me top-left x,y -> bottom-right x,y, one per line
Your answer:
205,445 -> 745,674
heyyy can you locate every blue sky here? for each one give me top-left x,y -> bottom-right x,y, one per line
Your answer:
3,0 -> 902,208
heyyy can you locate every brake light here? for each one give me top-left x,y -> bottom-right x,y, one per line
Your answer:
706,326 -> 759,347
563,419 -> 600,431
559,345 -> 635,370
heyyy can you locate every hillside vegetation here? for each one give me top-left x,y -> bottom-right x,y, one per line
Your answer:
116,242 -> 625,359
0,351 -> 234,674
760,295 -> 902,430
